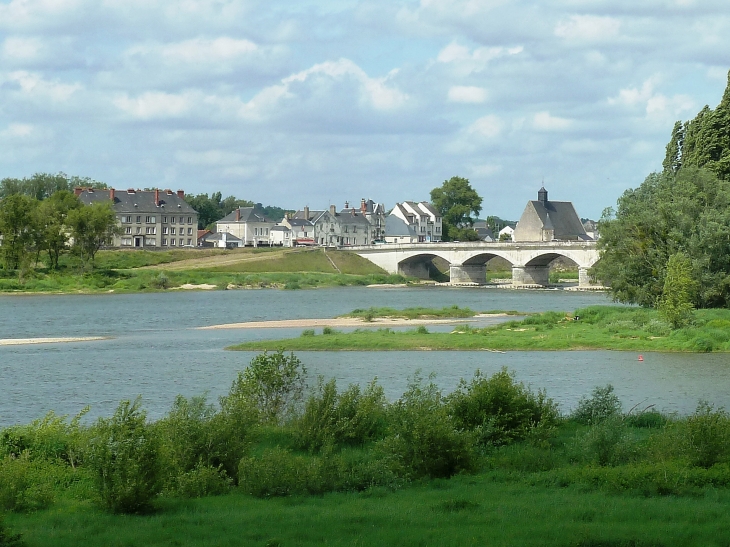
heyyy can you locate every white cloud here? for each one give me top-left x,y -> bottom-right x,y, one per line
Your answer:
447,86 -> 488,104
1,37 -> 44,61
276,58 -> 408,112
127,37 -> 259,64
468,115 -> 503,139
1,123 -> 35,137
6,71 -> 82,102
554,15 -> 621,41
436,42 -> 523,75
608,78 -> 694,120
113,91 -> 195,120
533,111 -> 572,131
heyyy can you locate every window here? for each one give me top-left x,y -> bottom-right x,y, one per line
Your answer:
187,227 -> 192,235
179,238 -> 184,246
187,217 -> 192,224
162,216 -> 167,223
353,226 -> 357,233
344,226 -> 348,233
146,227 -> 156,235
125,227 -> 132,234
136,227 -> 141,234
171,239 -> 176,246
170,227 -> 176,235
162,238 -> 167,246
254,228 -> 258,236
145,216 -> 156,223
121,238 -> 132,246
187,239 -> 192,245
265,228 -> 269,236
145,238 -> 156,246
136,215 -> 141,223
179,217 -> 184,223
162,227 -> 168,235
121,215 -> 132,223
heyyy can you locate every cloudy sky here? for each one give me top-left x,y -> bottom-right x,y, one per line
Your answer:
1,0 -> 729,220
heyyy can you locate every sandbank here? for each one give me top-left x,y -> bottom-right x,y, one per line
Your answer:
0,336 -> 111,346
198,313 -> 507,330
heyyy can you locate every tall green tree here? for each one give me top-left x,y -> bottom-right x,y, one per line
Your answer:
430,176 -> 483,241
0,194 -> 37,270
67,202 -> 119,268
33,190 -> 82,269
658,252 -> 697,328
663,70 -> 730,180
593,167 -> 730,308
0,173 -> 106,200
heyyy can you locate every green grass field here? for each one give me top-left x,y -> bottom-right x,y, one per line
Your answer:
229,305 -> 730,353
7,471 -> 730,547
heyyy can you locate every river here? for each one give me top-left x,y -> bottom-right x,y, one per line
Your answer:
1,287 -> 727,425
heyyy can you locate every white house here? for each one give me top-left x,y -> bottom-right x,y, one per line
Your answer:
384,215 -> 419,244
216,205 -> 276,246
390,201 -> 442,242
498,225 -> 515,241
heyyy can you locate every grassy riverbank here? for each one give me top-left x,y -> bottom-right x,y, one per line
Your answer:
0,248 -> 408,293
4,361 -> 730,547
229,305 -> 730,352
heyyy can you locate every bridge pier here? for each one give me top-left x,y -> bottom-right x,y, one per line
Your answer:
578,267 -> 592,288
512,265 -> 549,287
449,264 -> 486,285
398,261 -> 431,279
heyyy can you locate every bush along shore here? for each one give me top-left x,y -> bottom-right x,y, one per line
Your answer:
3,351 -> 730,546
230,305 -> 730,353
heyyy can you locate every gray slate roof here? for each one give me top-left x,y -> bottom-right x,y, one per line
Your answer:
528,200 -> 587,239
203,231 -> 242,242
385,215 -> 417,237
78,189 -> 197,214
219,206 -> 273,223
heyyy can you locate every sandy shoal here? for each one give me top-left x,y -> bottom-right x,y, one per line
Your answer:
197,314 -> 506,330
0,336 -> 111,346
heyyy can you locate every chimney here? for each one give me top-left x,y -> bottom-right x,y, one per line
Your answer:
303,206 -> 309,220
236,208 -> 241,222
110,188 -> 115,201
361,198 -> 366,213
155,189 -> 159,206
74,187 -> 83,196
177,190 -> 185,199
329,204 -> 336,215
165,189 -> 172,195
345,201 -> 349,209
127,188 -> 135,194
538,186 -> 548,205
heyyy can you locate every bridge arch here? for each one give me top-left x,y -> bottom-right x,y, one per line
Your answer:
396,252 -> 452,279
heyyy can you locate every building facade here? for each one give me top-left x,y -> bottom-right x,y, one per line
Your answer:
216,206 -> 277,246
77,188 -> 198,248
513,187 -> 589,242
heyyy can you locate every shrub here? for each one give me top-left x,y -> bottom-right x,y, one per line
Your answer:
575,417 -> 636,466
301,329 -> 315,337
448,368 -> 559,447
0,518 -> 23,547
166,463 -> 231,498
685,402 -> 730,468
86,398 -> 161,514
223,351 -> 307,426
149,273 -> 170,289
322,327 -> 335,335
378,373 -> 476,479
572,385 -> 622,425
295,379 -> 388,452
624,410 -> 667,429
0,453 -> 55,512
415,325 -> 429,334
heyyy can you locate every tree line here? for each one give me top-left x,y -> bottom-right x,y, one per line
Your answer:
594,70 -> 730,321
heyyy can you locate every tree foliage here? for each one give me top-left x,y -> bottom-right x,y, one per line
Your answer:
658,252 -> 697,328
430,176 -> 483,241
0,173 -> 106,200
0,194 -> 36,270
662,71 -> 730,181
66,201 -> 120,268
593,167 -> 730,308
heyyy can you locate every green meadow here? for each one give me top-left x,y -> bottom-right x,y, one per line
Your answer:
229,305 -> 730,353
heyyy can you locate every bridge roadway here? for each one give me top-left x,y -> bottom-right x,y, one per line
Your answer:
348,241 -> 600,287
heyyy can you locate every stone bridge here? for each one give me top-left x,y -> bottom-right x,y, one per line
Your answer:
348,241 -> 600,287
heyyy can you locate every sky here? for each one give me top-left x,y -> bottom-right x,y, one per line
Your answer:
1,0 -> 729,220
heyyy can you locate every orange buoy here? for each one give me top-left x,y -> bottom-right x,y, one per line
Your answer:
638,355 -> 644,362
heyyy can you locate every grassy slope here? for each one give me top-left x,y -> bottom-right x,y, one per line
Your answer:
229,306 -> 730,352
7,472 -> 730,547
0,249 -> 402,293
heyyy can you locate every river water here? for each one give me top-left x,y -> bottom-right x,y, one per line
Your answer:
1,287 -> 728,426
